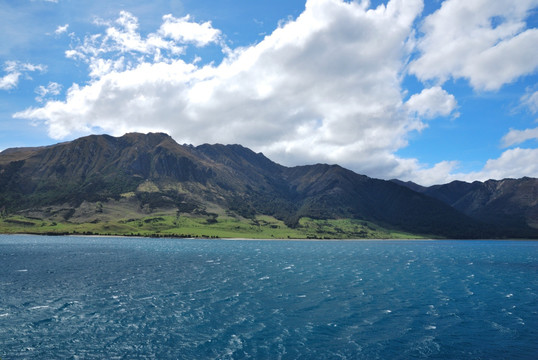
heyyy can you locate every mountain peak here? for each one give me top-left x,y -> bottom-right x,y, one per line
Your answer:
1,132 -> 536,238
121,132 -> 172,141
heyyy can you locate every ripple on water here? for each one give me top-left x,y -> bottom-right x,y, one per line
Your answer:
0,236 -> 537,359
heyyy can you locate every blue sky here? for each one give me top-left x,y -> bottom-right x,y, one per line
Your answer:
1,0 -> 538,185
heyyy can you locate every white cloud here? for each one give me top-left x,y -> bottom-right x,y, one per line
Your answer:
0,71 -> 20,90
16,60 -> 197,138
405,86 -> 458,119
502,127 -> 538,147
15,0 -> 427,181
62,11 -> 224,79
54,24 -> 69,35
87,57 -> 126,79
0,61 -> 45,90
465,148 -> 538,181
13,0 -> 538,186
398,147 -> 538,186
410,0 -> 538,91
159,14 -> 221,47
65,11 -> 188,77
68,11 -> 223,70
521,90 -> 538,114
35,82 -> 62,103
103,11 -> 173,54
405,160 -> 461,186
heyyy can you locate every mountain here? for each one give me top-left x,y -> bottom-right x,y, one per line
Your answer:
393,178 -> 538,236
1,133 -> 535,238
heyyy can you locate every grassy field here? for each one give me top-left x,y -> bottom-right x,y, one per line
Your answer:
0,213 -> 424,239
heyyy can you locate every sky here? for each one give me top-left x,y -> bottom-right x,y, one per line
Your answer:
1,0 -> 538,186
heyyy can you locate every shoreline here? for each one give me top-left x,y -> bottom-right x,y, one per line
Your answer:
0,232 -> 424,241
2,232 -> 537,241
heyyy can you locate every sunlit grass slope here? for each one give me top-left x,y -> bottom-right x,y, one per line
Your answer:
0,213 -> 423,239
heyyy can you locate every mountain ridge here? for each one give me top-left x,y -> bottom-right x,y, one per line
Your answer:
393,177 -> 538,233
1,133 -> 536,239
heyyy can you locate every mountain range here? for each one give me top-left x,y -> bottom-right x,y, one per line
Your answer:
1,132 -> 536,238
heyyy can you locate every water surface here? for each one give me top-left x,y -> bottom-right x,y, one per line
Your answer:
1,235 -> 537,359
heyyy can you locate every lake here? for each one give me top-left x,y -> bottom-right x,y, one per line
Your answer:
1,235 -> 537,359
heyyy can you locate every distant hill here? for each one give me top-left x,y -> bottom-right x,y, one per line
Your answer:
392,178 -> 538,236
1,133 -> 536,238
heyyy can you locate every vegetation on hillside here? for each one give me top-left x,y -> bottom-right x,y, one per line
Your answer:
1,132 -> 536,239
0,213 -> 421,239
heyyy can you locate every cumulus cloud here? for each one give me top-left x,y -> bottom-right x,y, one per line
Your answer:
398,148 -> 538,186
17,60 -> 198,138
16,0 -> 427,179
0,61 -> 46,90
13,0 -> 538,185
502,127 -> 538,147
62,11 -> 223,80
405,86 -> 458,119
462,148 -> 538,182
158,14 -> 221,47
410,0 -> 538,91
35,82 -> 62,103
65,11 -> 186,77
54,24 -> 69,35
406,160 -> 461,186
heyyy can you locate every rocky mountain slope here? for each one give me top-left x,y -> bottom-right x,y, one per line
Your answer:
1,133 -> 536,238
393,178 -> 538,234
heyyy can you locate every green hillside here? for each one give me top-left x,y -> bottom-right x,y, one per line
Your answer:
1,132 -> 536,239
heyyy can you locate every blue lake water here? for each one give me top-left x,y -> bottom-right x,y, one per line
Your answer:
1,235 -> 537,359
